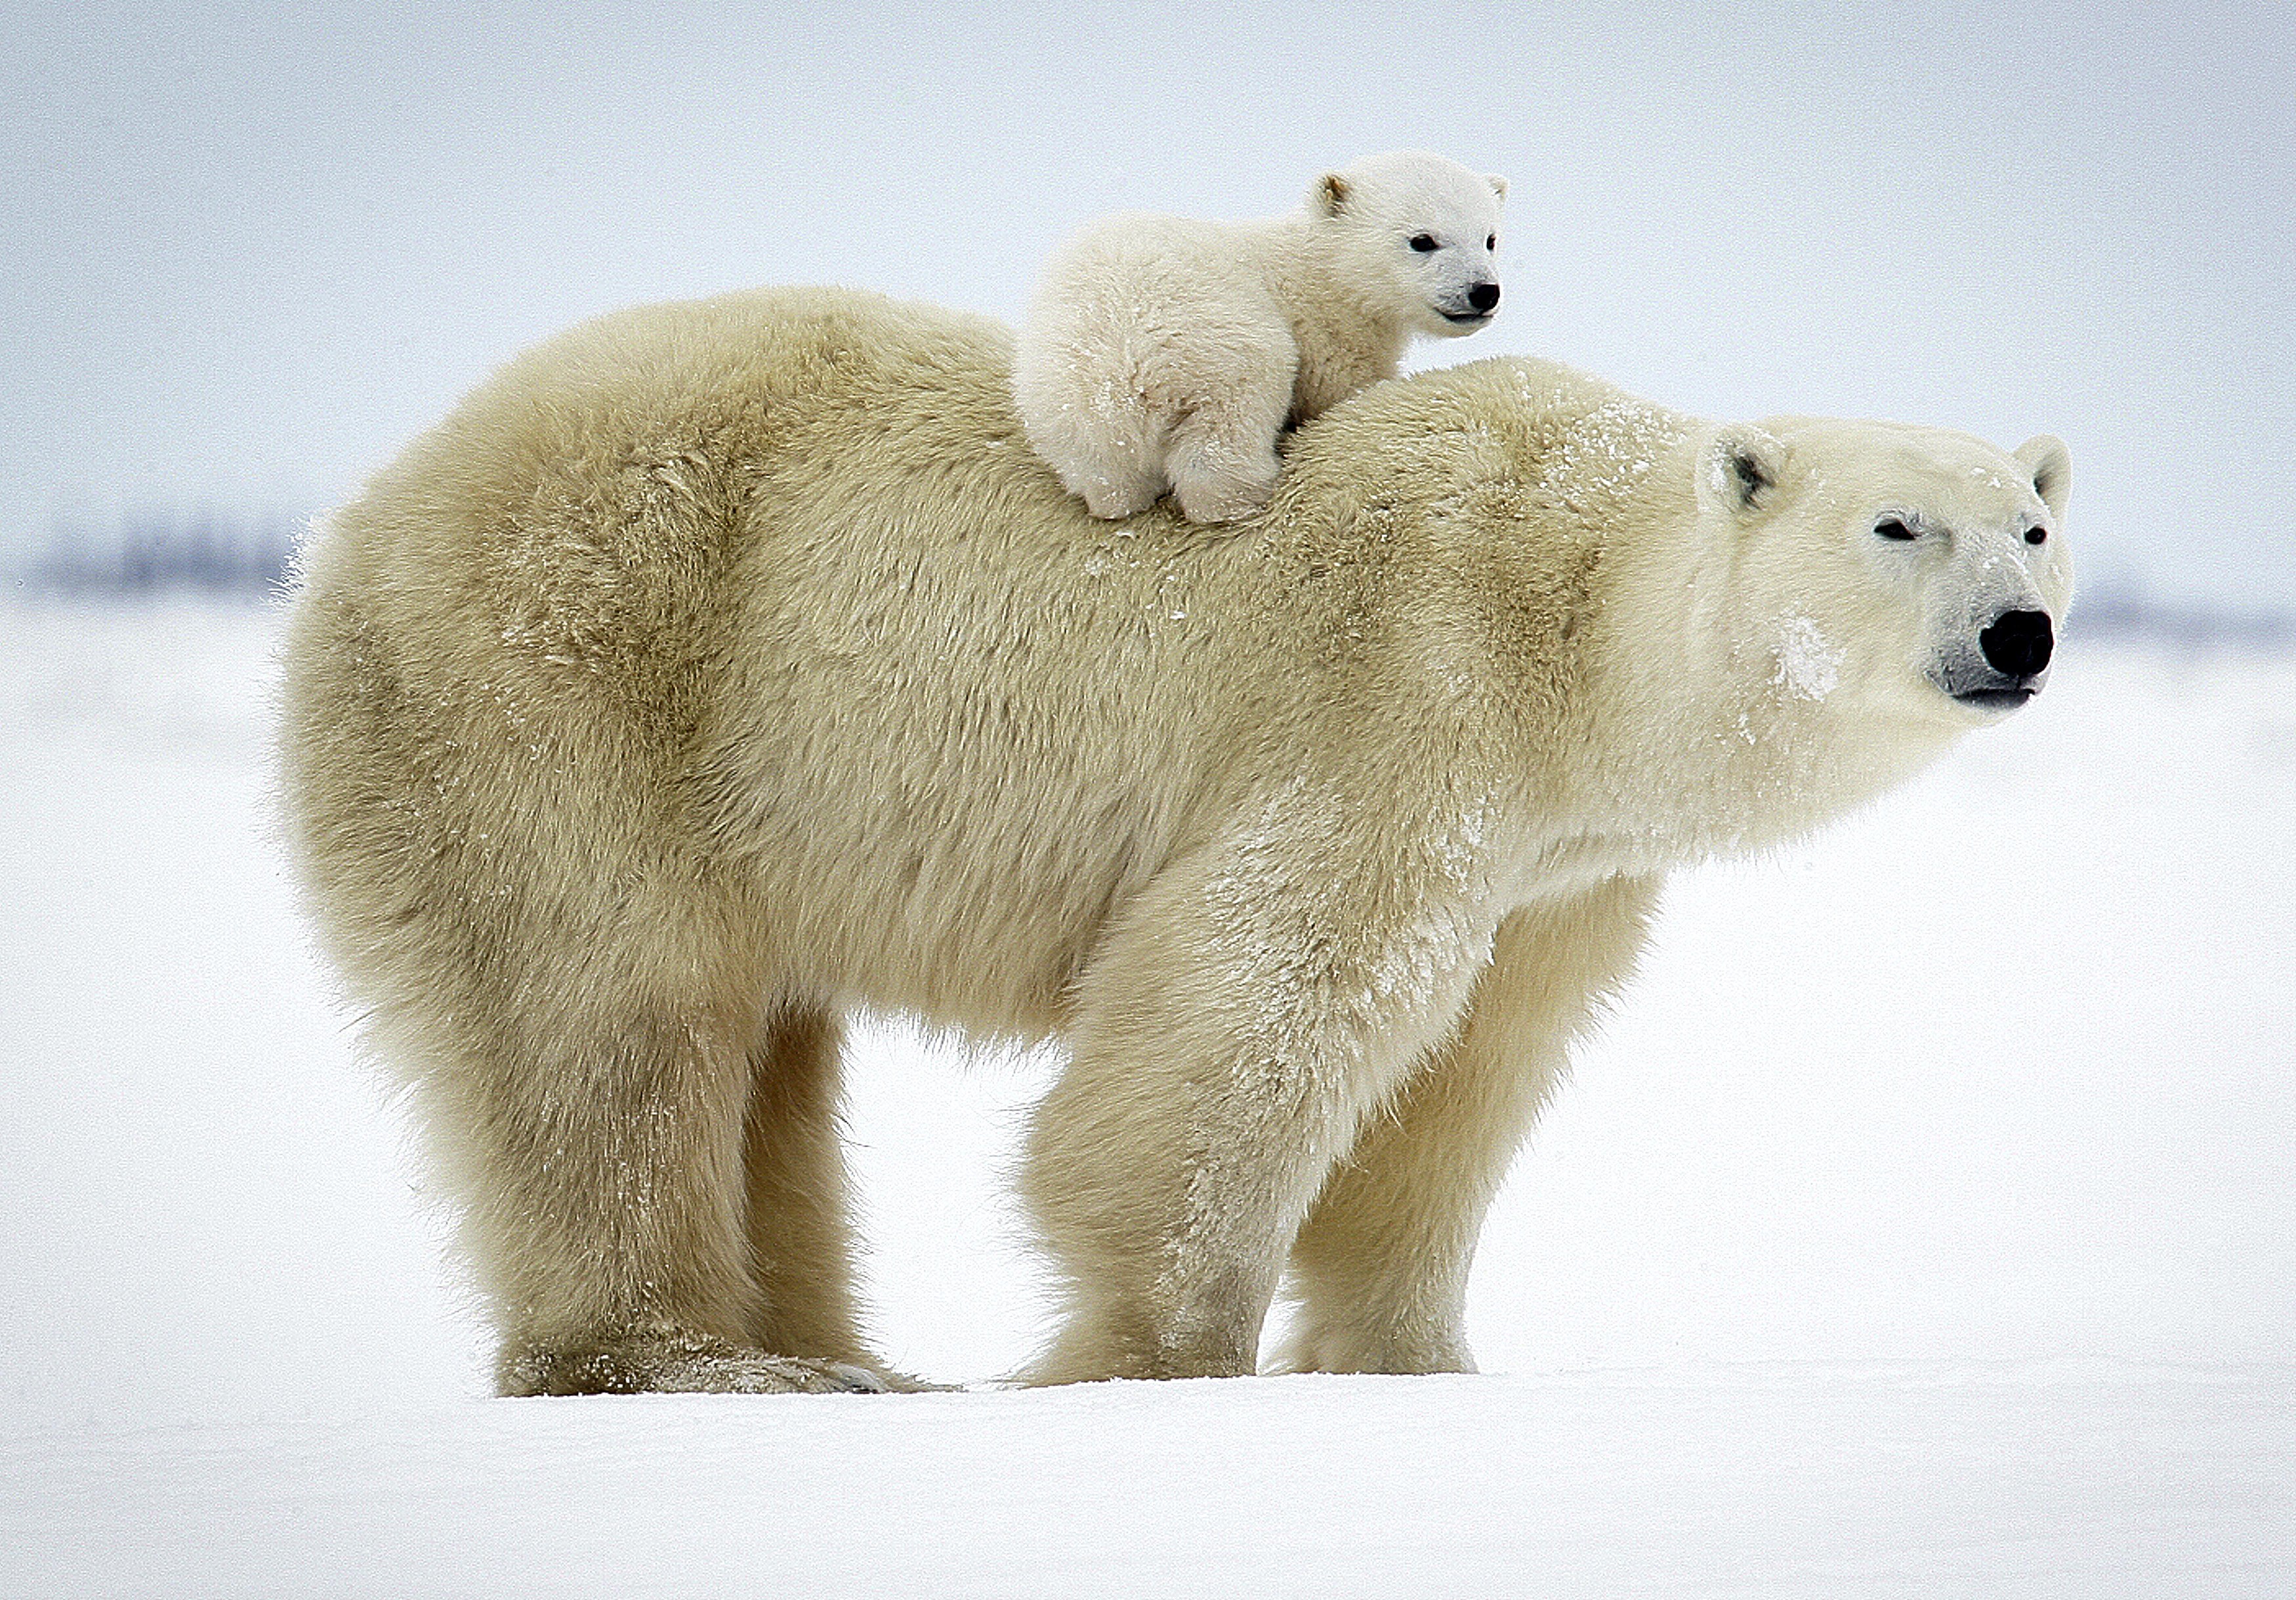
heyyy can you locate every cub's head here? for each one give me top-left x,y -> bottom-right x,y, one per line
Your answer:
1310,150 -> 1507,339
1693,417 -> 2073,732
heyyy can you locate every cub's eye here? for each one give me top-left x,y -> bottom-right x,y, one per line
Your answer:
2024,526 -> 2048,545
1874,517 -> 1918,541
1409,234 -> 1439,253
1485,233 -> 1497,251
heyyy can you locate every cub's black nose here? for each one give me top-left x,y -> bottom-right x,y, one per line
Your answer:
1980,609 -> 2053,679
1468,282 -> 1500,313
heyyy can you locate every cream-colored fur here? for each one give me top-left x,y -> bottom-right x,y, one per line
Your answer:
279,285 -> 2071,1395
1012,150 -> 1507,524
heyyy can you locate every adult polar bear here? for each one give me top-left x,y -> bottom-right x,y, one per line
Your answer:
281,286 -> 2070,1395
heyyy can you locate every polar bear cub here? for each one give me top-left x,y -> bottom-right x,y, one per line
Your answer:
1012,150 -> 1507,523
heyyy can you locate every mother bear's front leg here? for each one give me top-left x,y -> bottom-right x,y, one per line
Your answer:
1016,812 -> 1497,1384
1276,875 -> 1661,1376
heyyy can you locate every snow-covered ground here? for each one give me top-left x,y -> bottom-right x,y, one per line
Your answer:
3,599 -> 2291,1595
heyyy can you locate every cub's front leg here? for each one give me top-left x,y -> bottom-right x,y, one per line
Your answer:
1018,820 -> 1493,1383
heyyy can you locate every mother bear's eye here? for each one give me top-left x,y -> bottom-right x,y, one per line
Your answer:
1409,234 -> 1439,253
2025,526 -> 2048,545
1874,517 -> 1918,541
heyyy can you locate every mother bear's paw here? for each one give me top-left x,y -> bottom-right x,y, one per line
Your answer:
498,1329 -> 903,1397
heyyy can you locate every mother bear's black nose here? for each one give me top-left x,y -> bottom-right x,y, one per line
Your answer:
1469,282 -> 1500,313
1980,609 -> 2053,678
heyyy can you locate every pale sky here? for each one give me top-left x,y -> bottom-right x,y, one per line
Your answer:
4,0 -> 2289,608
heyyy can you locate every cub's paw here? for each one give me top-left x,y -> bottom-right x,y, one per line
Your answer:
1171,463 -> 1280,525
1079,477 -> 1165,520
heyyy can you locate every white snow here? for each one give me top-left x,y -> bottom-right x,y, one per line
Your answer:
3,598 -> 2292,1595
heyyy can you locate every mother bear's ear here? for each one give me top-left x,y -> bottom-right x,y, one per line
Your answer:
1696,423 -> 1791,520
2014,435 -> 2071,520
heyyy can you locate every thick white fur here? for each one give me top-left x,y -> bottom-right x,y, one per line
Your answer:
1012,151 -> 1507,524
280,287 -> 2071,1395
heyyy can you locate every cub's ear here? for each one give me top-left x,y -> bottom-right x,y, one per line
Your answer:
1487,173 -> 1509,205
2014,434 -> 2070,520
1312,173 -> 1352,219
1697,423 -> 1790,519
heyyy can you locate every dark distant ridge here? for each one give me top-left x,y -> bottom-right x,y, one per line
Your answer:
8,517 -> 2294,650
15,511 -> 306,598
2070,587 -> 2294,651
